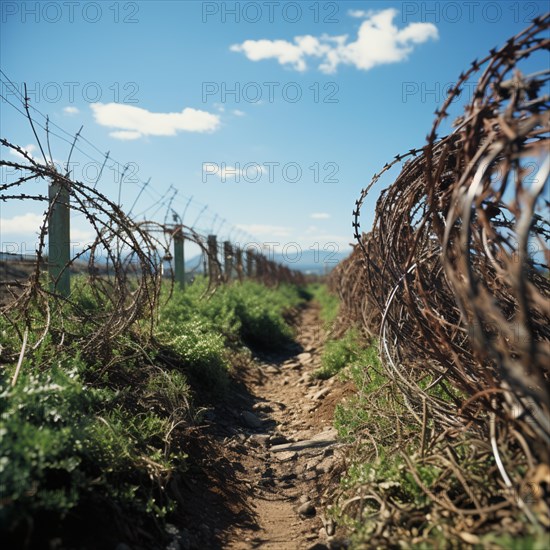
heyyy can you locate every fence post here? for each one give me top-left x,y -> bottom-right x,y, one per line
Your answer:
246,249 -> 254,278
223,241 -> 233,282
48,177 -> 71,297
173,228 -> 185,289
235,247 -> 243,281
256,254 -> 264,280
207,235 -> 219,282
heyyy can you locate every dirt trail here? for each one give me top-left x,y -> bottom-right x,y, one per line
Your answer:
177,303 -> 352,550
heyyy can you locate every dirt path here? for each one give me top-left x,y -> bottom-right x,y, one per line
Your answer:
176,303 -> 353,550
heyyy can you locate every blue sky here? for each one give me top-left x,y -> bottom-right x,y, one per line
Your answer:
1,0 -> 548,259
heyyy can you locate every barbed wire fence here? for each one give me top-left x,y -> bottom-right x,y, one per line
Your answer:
0,75 -> 304,364
330,15 -> 549,542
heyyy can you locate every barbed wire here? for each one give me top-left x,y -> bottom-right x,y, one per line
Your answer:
331,14 -> 550,542
0,83 -> 303,363
0,68 -> 259,243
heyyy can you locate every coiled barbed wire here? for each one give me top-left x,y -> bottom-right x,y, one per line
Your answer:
331,15 -> 550,535
1,136 -> 303,362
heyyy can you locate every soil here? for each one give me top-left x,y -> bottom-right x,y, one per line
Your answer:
174,303 -> 354,550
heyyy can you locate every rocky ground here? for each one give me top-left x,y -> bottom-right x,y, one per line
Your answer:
169,303 -> 355,550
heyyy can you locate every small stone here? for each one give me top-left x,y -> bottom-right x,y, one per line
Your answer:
299,494 -> 310,504
306,458 -> 320,471
459,533 -> 480,545
298,352 -> 313,363
276,451 -> 297,462
248,434 -> 270,447
316,457 -> 334,474
252,402 -> 273,412
269,434 -> 288,445
313,387 -> 331,400
263,365 -> 280,374
242,411 -> 262,429
297,501 -> 316,517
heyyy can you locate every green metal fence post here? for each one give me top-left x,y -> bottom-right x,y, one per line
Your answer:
48,177 -> 71,297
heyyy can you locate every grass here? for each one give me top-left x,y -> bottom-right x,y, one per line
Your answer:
308,282 -> 340,327
0,277 -> 305,547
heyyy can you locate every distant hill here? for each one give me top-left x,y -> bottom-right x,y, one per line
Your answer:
185,248 -> 350,274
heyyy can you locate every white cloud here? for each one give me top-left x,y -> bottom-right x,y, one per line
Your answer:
63,106 -> 80,115
348,9 -> 369,18
9,144 -> 37,160
1,212 -> 44,234
2,213 -> 96,244
109,130 -> 143,141
231,8 -> 438,74
310,212 -> 331,220
230,36 -> 322,72
90,103 -> 221,140
233,109 -> 245,117
236,224 -> 292,238
70,227 -> 95,241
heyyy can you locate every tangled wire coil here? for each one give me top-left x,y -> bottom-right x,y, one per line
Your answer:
331,15 -> 550,534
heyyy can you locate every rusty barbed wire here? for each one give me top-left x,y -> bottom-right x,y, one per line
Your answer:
331,14 -> 550,541
0,110 -> 303,365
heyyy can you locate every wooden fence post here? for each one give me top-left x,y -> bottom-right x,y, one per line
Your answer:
207,235 -> 220,282
246,249 -> 254,278
173,228 -> 185,289
223,241 -> 233,282
256,254 -> 265,279
235,247 -> 243,281
48,177 -> 70,297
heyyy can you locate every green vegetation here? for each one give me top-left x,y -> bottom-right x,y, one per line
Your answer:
308,283 -> 378,382
317,328 -> 377,380
0,278 -> 304,547
308,282 -> 339,326
160,278 -> 302,352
